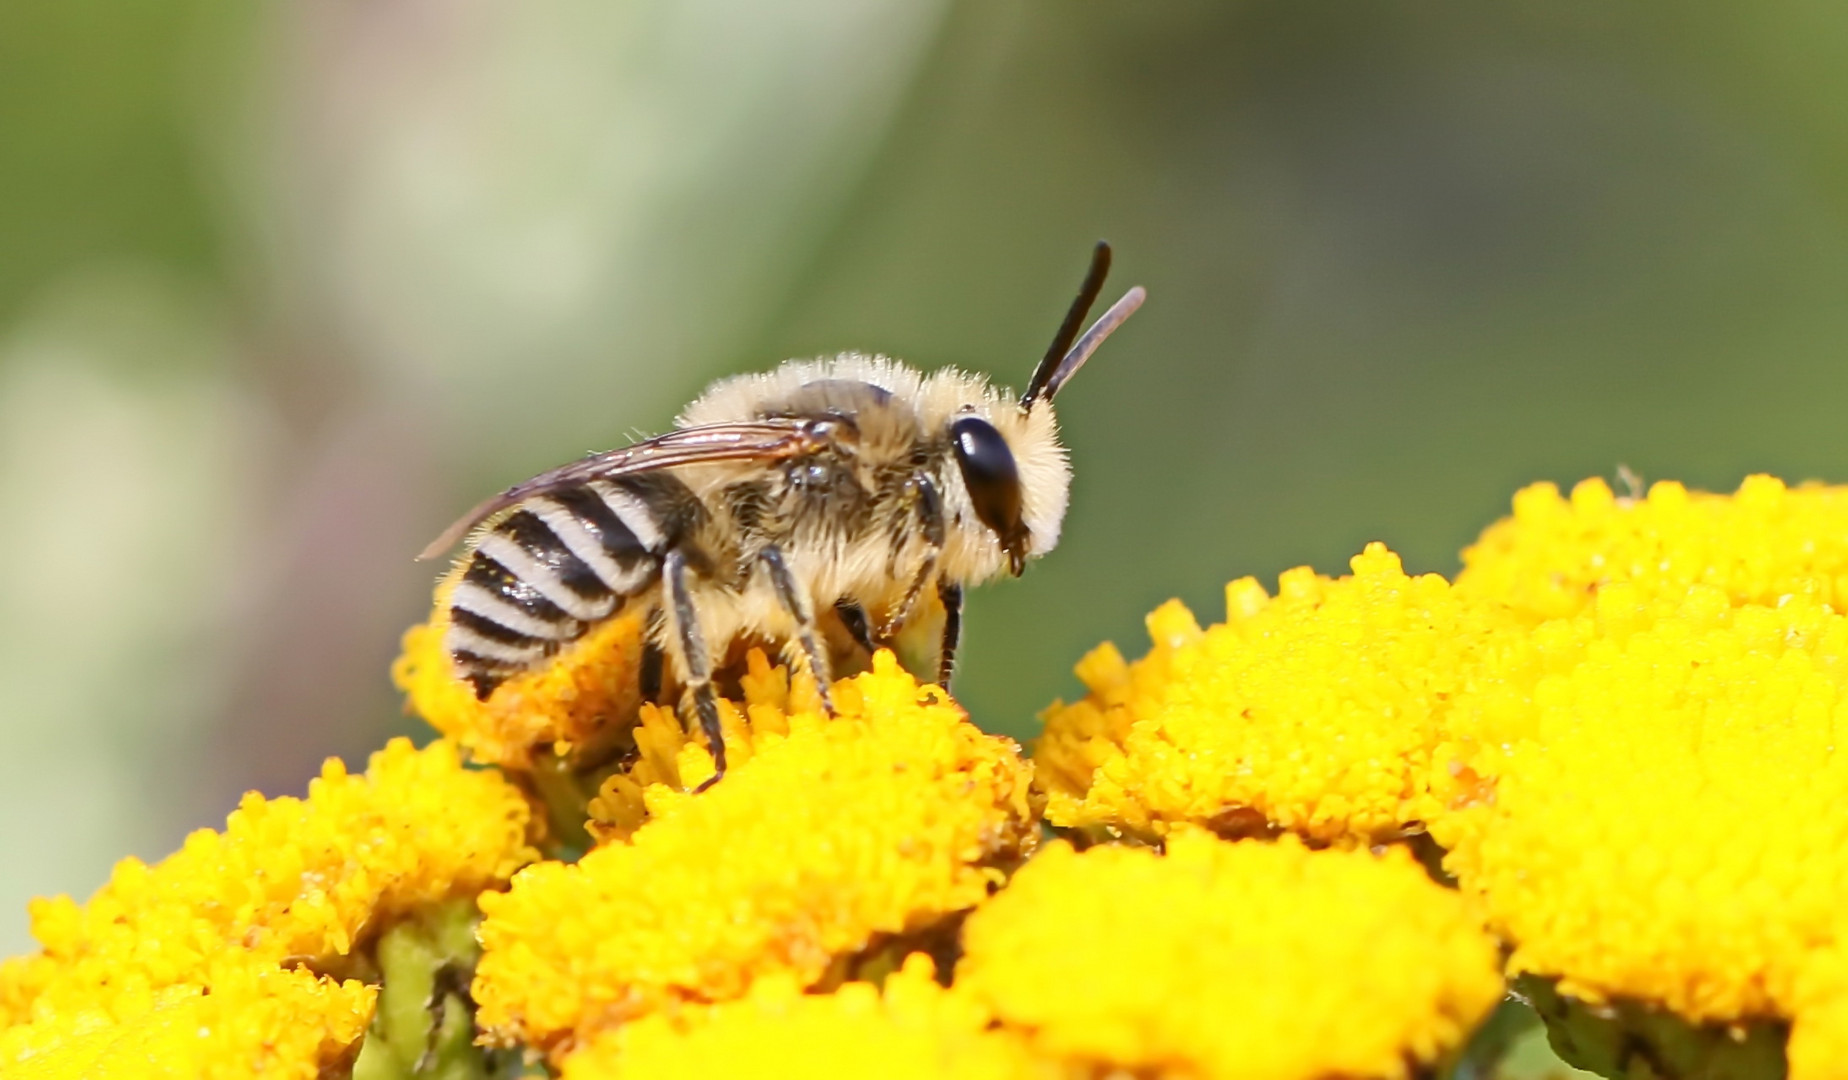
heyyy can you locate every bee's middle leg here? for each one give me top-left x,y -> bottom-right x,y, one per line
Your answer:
936,580 -> 964,689
664,548 -> 726,790
759,546 -> 835,715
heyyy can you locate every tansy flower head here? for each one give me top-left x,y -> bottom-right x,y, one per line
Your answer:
1433,584 -> 1848,1031
1035,543 -> 1525,846
0,738 -> 539,1078
583,648 -> 830,840
471,651 -> 1037,1056
955,831 -> 1503,1079
1459,473 -> 1848,619
393,566 -> 650,769
1,960 -> 371,1080
557,956 -> 1044,1080
1788,952 -> 1848,1080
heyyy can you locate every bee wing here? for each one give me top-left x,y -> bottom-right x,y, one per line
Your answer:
418,419 -> 820,560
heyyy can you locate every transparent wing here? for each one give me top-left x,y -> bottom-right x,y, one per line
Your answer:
418,419 -> 820,560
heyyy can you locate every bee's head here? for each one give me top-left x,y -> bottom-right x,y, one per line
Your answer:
942,243 -> 1144,578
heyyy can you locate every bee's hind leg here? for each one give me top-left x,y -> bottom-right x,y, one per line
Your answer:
664,549 -> 727,791
760,546 -> 835,716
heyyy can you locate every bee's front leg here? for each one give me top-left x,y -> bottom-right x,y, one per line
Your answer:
760,546 -> 835,716
664,548 -> 726,791
877,472 -> 946,643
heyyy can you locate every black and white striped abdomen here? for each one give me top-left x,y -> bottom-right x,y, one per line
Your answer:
445,477 -> 683,699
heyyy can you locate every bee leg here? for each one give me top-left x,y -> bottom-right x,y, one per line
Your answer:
877,471 -> 946,643
760,546 -> 835,716
936,580 -> 964,689
664,549 -> 726,790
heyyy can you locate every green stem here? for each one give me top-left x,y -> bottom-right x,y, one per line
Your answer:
351,899 -> 507,1080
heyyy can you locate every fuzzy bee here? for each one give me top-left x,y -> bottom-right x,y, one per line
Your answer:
419,243 -> 1144,786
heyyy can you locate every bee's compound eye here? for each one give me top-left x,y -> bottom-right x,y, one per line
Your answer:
949,416 -> 1025,558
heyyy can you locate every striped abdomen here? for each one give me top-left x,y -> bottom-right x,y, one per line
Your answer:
444,476 -> 687,698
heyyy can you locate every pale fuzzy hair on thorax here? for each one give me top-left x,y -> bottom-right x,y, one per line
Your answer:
678,354 -> 936,427
678,353 -> 1073,564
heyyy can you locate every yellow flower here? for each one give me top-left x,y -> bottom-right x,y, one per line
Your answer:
1433,583 -> 1848,1028
40,466 -> 1848,1076
1035,543 -> 1525,846
472,652 -> 1038,1056
1,738 -> 538,1077
1,960 -> 370,1080
1791,994 -> 1848,1080
1789,950 -> 1848,1080
557,956 -> 1046,1080
955,832 -> 1503,1079
393,565 -> 650,769
1458,473 -> 1848,619
583,649 -> 832,840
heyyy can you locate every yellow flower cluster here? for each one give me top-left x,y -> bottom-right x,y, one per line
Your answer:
1790,957 -> 1848,1080
463,644 -> 1499,1078
1037,473 -> 1848,1077
471,651 -> 1038,1056
392,567 -> 650,768
1035,542 -> 1526,845
0,738 -> 538,1078
1458,473 -> 1848,617
29,465 -> 1848,1077
558,957 -> 1044,1080
579,649 -> 830,839
1433,584 -> 1848,1023
1443,477 -> 1848,1076
3,963 -> 370,1080
540,829 -> 1498,1080
956,832 -> 1503,1079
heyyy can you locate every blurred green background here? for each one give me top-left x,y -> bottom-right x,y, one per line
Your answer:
7,0 -> 1848,956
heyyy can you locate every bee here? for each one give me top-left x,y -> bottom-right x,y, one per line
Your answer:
419,242 -> 1144,787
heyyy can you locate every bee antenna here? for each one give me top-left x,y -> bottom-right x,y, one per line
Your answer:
1023,241 -> 1112,407
1030,283 -> 1146,406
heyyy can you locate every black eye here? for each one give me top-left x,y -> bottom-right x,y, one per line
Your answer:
950,416 -> 1025,552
